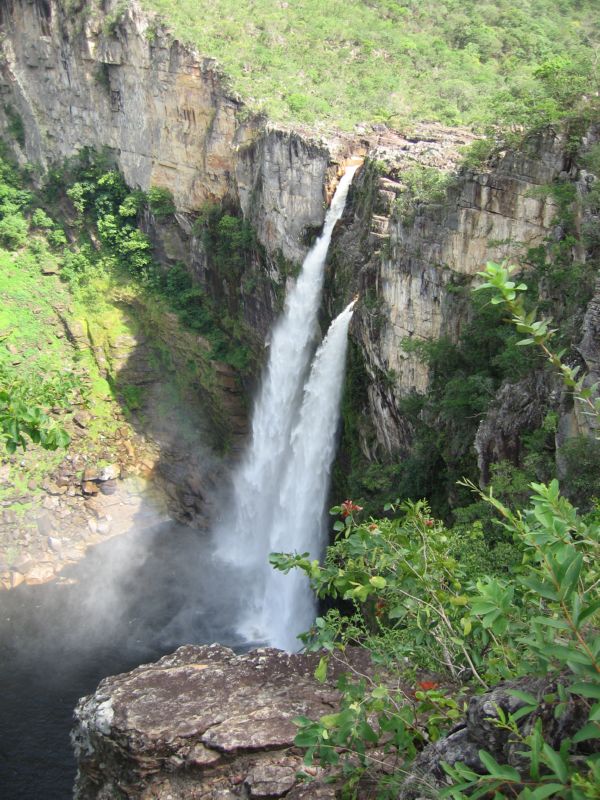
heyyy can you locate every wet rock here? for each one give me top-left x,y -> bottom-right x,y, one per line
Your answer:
81,481 -> 99,496
99,480 -> 117,496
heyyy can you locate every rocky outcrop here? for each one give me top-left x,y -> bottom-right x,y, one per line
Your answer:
73,647 -> 598,800
72,643 -> 371,800
340,130 -> 570,454
328,125 -> 600,467
398,676 -> 593,799
474,372 -> 556,485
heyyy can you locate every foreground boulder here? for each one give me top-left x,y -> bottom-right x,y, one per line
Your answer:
72,643 -> 361,799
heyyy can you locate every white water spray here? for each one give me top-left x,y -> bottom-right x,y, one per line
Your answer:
215,165 -> 358,648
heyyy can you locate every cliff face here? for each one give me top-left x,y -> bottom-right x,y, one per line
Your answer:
0,0 -> 335,316
333,129 -> 574,456
326,125 -> 600,479
1,0 -> 597,480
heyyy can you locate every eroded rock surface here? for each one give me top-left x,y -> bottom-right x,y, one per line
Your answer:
72,644 -> 359,800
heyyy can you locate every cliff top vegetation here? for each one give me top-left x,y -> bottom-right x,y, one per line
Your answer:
140,0 -> 599,130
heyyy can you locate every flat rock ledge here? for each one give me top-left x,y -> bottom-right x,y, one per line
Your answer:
72,643 -> 362,800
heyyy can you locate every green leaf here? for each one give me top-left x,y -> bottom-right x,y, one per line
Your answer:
320,713 -> 341,729
545,644 -> 592,665
560,553 -> 583,600
509,689 -> 539,706
531,616 -> 570,630
388,605 -> 407,620
520,576 -> 559,601
358,719 -> 379,744
371,685 -> 388,700
541,744 -> 568,782
572,722 -> 600,743
528,784 -> 567,799
577,599 -> 600,626
589,702 -> 600,722
369,575 -> 387,589
314,656 -> 328,684
511,705 -> 538,722
294,728 -> 321,747
568,682 -> 600,700
478,750 -> 520,781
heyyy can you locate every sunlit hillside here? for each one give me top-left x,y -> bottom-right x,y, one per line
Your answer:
142,0 -> 599,129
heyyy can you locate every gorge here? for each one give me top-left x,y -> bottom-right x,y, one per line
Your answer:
214,166 -> 358,651
0,0 -> 599,798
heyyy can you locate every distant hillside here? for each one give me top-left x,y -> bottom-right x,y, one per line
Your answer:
141,0 -> 598,130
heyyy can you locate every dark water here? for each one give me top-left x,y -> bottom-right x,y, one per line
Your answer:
0,519 -> 246,799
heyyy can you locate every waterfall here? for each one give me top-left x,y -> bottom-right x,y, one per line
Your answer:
214,165 -> 358,649
257,299 -> 357,650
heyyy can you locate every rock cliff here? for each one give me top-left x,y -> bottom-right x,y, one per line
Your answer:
1,0 -> 597,486
0,0 -> 333,263
331,128 -> 585,457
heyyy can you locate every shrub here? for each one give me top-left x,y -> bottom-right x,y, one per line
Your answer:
0,212 -> 28,248
146,186 -> 176,217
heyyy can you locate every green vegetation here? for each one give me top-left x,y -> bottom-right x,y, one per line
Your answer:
0,155 -> 82,454
0,140 -> 260,469
275,485 -> 600,798
49,148 -> 256,373
141,0 -> 598,130
273,265 -> 600,798
3,104 -> 25,148
393,165 -> 455,220
338,139 -> 599,519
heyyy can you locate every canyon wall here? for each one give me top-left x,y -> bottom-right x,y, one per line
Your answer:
0,0 -> 337,331
1,0 -> 597,475
329,127 -> 598,463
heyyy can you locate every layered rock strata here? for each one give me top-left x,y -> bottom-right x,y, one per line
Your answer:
1,0 -> 597,480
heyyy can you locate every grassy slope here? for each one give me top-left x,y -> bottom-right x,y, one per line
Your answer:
141,0 -> 598,130
0,245 -> 118,525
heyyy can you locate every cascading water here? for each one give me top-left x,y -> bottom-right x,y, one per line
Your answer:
215,165 -> 358,649
257,299 -> 357,650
